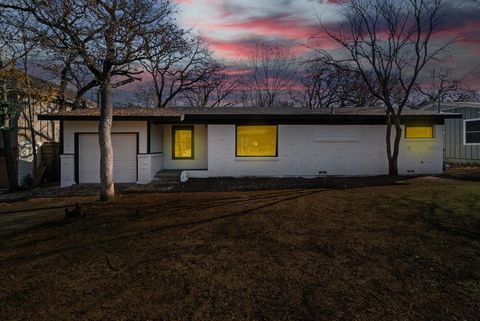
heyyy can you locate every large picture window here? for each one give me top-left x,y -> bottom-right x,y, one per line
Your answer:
405,124 -> 434,139
236,125 -> 278,157
465,119 -> 480,145
172,126 -> 194,159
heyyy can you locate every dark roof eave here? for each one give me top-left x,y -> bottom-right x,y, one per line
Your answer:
183,113 -> 460,124
37,115 -> 183,122
38,112 -> 462,123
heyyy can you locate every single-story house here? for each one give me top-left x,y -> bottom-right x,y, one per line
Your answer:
38,107 -> 461,187
423,102 -> 480,164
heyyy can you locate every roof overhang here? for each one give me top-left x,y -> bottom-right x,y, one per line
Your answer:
37,115 -> 183,122
38,113 -> 462,125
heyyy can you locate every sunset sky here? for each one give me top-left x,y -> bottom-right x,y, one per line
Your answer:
176,0 -> 480,89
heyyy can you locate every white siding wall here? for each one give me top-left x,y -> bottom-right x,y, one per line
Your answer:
162,124 -> 208,170
150,123 -> 163,153
204,124 -> 444,177
63,121 -> 148,154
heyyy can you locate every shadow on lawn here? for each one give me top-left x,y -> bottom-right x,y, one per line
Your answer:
0,176 -> 416,250
0,188 -> 324,267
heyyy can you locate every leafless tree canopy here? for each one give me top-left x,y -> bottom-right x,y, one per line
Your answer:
318,0 -> 448,175
240,42 -> 297,108
293,59 -> 378,110
0,9 -> 32,190
413,67 -> 480,108
0,0 -> 180,200
140,36 -> 236,108
178,62 -> 238,108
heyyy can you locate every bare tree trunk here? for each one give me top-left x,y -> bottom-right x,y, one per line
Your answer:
2,131 -> 18,190
1,80 -> 18,190
23,57 -> 38,182
73,80 -> 98,109
58,65 -> 69,111
391,121 -> 403,176
386,114 -> 394,175
98,78 -> 114,201
386,113 -> 402,176
26,96 -> 38,180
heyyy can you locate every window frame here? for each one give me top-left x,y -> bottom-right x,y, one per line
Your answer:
464,118 -> 480,146
172,125 -> 194,160
235,124 -> 279,158
404,123 -> 435,140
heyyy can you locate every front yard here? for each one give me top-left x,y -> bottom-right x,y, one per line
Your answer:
0,177 -> 479,320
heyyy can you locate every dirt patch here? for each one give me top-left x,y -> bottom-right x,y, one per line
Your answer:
172,175 -> 414,193
445,165 -> 480,181
1,176 -> 416,203
0,177 -> 479,320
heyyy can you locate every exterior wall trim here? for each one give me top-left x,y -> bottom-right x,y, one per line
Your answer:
464,118 -> 480,146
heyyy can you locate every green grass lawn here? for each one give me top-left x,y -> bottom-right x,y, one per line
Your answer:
0,177 -> 479,321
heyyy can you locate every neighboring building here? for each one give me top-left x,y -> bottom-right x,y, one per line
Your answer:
0,73 -> 95,188
423,102 -> 480,164
39,107 -> 460,187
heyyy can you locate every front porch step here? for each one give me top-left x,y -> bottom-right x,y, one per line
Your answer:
154,170 -> 182,182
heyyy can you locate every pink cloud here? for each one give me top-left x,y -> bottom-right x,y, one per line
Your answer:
208,14 -> 318,41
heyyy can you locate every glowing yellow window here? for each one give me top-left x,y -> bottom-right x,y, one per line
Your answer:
405,125 -> 434,139
173,126 -> 194,159
236,125 -> 277,157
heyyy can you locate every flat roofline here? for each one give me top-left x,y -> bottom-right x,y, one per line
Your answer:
38,112 -> 462,124
37,115 -> 183,121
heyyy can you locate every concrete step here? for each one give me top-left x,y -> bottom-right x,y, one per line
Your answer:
154,170 -> 182,182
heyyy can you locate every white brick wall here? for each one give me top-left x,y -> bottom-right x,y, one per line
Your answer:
205,124 -> 444,177
60,121 -> 445,187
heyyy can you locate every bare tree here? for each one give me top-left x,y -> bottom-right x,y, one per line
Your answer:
0,9 -> 26,190
1,0 -> 179,200
0,65 -> 19,190
293,60 -> 378,110
179,62 -> 238,108
142,35 -> 227,108
318,0 -> 449,176
38,53 -> 76,111
40,54 -> 98,110
413,67 -> 480,109
243,42 -> 297,108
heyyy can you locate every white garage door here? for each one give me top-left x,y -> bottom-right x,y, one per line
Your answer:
78,133 -> 137,183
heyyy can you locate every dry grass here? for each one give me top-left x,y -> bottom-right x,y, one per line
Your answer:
0,177 -> 479,321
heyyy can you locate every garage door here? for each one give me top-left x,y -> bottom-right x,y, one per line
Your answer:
78,133 -> 137,183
